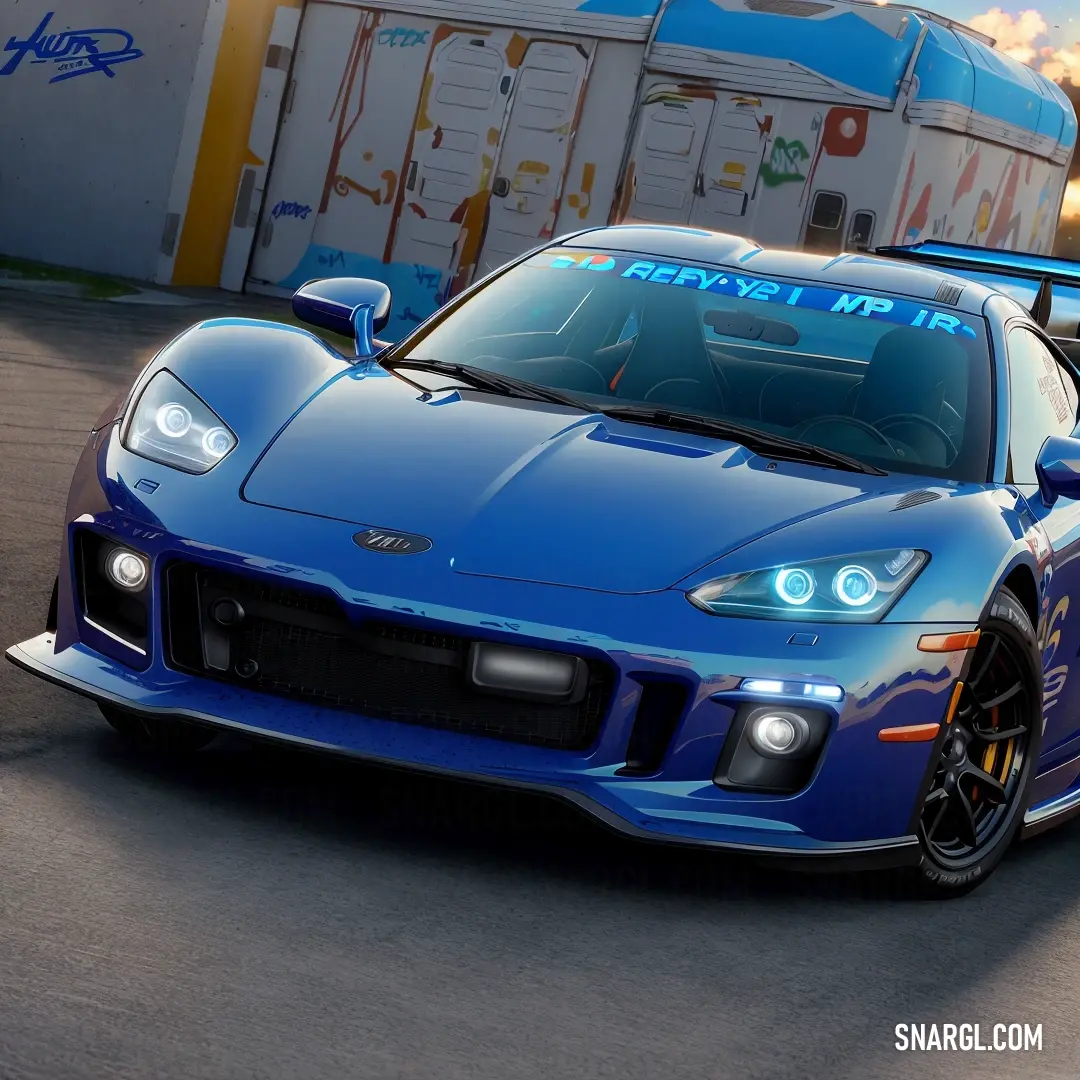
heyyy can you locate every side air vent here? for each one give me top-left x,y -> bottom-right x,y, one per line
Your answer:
745,0 -> 833,13
617,680 -> 690,775
892,489 -> 942,511
935,281 -> 965,306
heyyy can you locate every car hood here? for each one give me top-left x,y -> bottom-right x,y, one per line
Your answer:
242,370 -> 909,593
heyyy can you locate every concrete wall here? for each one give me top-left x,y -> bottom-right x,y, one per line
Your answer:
0,0 -> 211,280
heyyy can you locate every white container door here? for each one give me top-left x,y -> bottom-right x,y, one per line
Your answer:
473,40 -> 592,280
691,98 -> 768,230
623,93 -> 715,225
219,5 -> 303,291
387,33 -> 515,286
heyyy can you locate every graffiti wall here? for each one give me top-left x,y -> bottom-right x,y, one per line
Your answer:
617,81 -> 909,253
884,128 -> 1065,256
0,1 -> 212,280
244,3 -> 642,340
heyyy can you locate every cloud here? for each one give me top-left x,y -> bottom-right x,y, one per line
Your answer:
1040,44 -> 1080,84
968,7 -> 1047,64
965,6 -> 1080,83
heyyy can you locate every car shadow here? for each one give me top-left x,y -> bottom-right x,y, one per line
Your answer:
80,720 -> 1080,908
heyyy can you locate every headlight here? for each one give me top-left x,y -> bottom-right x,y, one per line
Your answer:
122,370 -> 237,473
687,548 -> 928,622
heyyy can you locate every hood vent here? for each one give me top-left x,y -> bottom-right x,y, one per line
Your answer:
892,489 -> 942,511
934,281 -> 965,306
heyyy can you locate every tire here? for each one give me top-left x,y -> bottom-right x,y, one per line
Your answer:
900,586 -> 1043,899
99,703 -> 219,755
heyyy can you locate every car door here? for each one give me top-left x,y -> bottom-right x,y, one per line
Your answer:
1004,322 -> 1080,767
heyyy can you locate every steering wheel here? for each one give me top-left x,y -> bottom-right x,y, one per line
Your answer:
874,413 -> 958,459
789,414 -> 897,450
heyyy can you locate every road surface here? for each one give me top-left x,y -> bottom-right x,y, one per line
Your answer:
2,288 -> 1078,1079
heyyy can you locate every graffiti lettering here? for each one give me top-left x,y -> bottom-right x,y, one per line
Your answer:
759,137 -> 810,188
413,266 -> 440,290
271,200 -> 312,221
317,250 -> 346,269
1,11 -> 143,82
377,27 -> 430,48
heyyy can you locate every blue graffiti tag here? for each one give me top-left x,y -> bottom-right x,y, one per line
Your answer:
377,27 -> 430,47
317,250 -> 346,269
413,265 -> 440,290
271,200 -> 312,221
1,11 -> 143,82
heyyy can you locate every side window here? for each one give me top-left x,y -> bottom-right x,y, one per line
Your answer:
809,191 -> 845,230
847,210 -> 875,251
803,191 -> 846,254
1006,326 -> 1077,483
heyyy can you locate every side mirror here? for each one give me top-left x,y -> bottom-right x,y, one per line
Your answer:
292,277 -> 392,357
1036,435 -> 1080,505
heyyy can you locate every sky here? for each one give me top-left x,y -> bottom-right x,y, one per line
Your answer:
921,3 -> 1077,81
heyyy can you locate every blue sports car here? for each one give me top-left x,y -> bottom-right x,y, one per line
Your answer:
10,225 -> 1080,898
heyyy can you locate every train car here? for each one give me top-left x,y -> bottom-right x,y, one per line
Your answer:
616,0 -> 1076,257
236,0 -> 1076,339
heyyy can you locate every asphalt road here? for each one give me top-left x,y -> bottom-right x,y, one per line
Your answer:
2,287 -> 1080,1080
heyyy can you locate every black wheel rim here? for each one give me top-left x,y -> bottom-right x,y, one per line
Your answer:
919,629 -> 1033,869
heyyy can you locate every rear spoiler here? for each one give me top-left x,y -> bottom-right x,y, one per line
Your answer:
875,241 -> 1079,336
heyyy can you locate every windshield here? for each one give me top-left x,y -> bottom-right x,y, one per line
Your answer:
395,248 -> 993,481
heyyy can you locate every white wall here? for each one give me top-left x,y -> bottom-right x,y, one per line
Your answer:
0,0 -> 211,280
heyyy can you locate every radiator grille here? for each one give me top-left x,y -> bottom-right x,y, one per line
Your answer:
164,563 -> 613,751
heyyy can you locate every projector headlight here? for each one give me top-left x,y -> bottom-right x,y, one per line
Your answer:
122,370 -> 237,474
687,549 -> 928,622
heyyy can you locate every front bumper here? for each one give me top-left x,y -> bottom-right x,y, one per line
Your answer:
5,423 -> 981,872
6,631 -> 923,870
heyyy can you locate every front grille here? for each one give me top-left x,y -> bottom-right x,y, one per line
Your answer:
164,563 -> 613,751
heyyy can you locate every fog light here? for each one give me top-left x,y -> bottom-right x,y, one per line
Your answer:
468,642 -> 587,703
747,710 -> 811,757
106,548 -> 148,591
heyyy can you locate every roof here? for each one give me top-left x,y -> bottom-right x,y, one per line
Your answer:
359,1 -> 664,40
562,225 -> 997,313
908,21 -> 1076,160
645,0 -> 1075,159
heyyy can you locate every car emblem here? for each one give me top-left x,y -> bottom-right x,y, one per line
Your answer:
353,529 -> 432,555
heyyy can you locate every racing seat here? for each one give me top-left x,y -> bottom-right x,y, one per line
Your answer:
850,326 -> 968,464
610,289 -> 726,413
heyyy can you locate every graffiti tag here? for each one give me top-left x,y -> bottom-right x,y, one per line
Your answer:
759,138 -> 810,188
271,200 -> 312,221
377,27 -> 430,48
413,266 -> 440,290
0,11 -> 143,82
317,250 -> 346,269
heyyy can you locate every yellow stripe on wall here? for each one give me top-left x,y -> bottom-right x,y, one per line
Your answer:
171,0 -> 301,286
